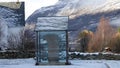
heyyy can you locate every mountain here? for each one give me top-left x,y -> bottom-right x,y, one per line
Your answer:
0,17 -> 8,50
26,0 -> 120,40
0,2 -> 25,50
0,2 -> 25,27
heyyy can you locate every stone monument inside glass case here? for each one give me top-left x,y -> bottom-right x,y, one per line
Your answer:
35,17 -> 69,65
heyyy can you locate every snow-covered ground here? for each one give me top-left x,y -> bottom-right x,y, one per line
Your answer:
0,58 -> 120,68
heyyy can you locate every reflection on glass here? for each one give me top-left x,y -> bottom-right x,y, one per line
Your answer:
37,31 -> 66,63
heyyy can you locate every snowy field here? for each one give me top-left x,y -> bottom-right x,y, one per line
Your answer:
0,58 -> 120,68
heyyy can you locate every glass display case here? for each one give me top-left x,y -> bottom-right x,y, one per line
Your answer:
36,31 -> 67,63
35,17 -> 68,65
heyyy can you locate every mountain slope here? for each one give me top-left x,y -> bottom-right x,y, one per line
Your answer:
26,0 -> 120,40
0,2 -> 25,27
0,2 -> 25,50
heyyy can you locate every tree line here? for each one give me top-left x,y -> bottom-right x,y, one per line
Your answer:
77,17 -> 120,53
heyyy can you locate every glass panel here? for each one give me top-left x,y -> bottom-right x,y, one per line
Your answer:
35,17 -> 68,31
39,33 -> 48,63
38,31 -> 67,63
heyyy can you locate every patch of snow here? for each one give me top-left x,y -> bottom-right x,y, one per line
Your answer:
0,4 -> 25,50
0,17 -> 8,50
8,27 -> 23,35
0,58 -> 35,65
0,7 -> 20,27
33,6 -> 55,15
69,52 -> 99,56
55,0 -> 120,19
0,58 -> 120,68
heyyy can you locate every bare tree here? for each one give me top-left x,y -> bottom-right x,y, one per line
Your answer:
77,30 -> 93,52
110,31 -> 120,53
0,17 -> 8,51
7,28 -> 24,51
24,29 -> 35,50
88,17 -> 115,52
0,20 -> 3,50
17,28 -> 24,50
8,33 -> 18,50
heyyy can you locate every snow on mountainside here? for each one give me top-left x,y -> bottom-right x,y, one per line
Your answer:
0,7 -> 19,27
56,0 -> 120,18
0,17 -> 8,50
0,6 -> 24,27
0,2 -> 25,50
26,0 -> 120,40
27,0 -> 120,22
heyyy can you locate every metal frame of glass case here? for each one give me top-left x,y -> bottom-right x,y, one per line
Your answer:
35,17 -> 69,65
